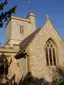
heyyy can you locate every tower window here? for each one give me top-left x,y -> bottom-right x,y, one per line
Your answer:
45,39 -> 57,66
20,25 -> 24,33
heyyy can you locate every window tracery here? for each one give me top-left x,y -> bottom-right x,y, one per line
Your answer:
45,39 -> 57,66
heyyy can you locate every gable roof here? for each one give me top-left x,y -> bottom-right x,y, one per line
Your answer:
20,23 -> 46,48
15,15 -> 63,58
15,22 -> 46,58
19,15 -> 59,51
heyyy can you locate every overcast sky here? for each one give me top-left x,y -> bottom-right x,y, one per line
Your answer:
0,0 -> 64,45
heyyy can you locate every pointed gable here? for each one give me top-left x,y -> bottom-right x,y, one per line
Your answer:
15,15 -> 64,82
22,15 -> 64,79
16,15 -> 64,60
19,15 -> 63,50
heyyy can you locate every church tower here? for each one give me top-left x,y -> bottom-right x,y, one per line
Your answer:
5,12 -> 36,47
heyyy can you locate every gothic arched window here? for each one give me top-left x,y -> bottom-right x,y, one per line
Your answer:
0,54 -> 8,76
45,39 -> 57,66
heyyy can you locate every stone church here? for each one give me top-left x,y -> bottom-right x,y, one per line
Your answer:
0,12 -> 64,85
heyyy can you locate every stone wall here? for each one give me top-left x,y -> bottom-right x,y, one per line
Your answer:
25,19 -> 64,84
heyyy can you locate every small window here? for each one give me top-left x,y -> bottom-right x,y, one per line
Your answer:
20,25 -> 24,33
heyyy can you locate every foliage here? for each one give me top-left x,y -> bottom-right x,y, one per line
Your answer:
0,0 -> 17,27
59,81 -> 64,85
18,67 -> 64,85
4,75 -> 15,85
0,75 -> 16,85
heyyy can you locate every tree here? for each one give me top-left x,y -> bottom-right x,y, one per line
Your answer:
0,0 -> 17,27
